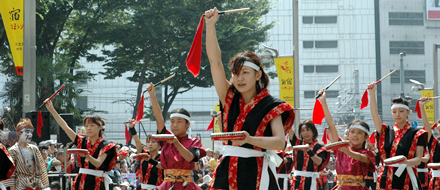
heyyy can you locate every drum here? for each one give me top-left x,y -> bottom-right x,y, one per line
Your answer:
151,134 -> 175,141
427,163 -> 440,170
384,155 -> 406,165
325,141 -> 350,151
67,148 -> 89,155
132,153 -> 150,160
210,132 -> 245,141
291,144 -> 310,150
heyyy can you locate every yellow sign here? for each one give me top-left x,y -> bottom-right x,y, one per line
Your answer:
421,89 -> 435,123
0,0 -> 24,75
213,102 -> 221,133
274,57 -> 294,107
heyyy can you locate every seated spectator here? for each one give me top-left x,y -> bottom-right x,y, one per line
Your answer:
108,160 -> 122,185
208,150 -> 220,172
50,181 -> 61,190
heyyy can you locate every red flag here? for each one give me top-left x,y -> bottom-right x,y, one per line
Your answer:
360,89 -> 369,110
433,123 -> 439,130
313,99 -> 325,125
206,116 -> 215,131
125,123 -> 131,145
322,128 -> 328,145
133,94 -> 144,124
37,110 -> 44,137
369,132 -> 375,144
185,15 -> 205,77
414,100 -> 422,119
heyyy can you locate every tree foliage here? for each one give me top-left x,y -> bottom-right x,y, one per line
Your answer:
93,0 -> 275,119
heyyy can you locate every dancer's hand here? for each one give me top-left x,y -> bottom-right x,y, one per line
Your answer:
128,119 -> 135,128
44,99 -> 55,111
367,82 -> 376,92
231,131 -> 251,146
146,82 -> 155,95
317,89 -> 327,102
419,97 -> 431,106
166,137 -> 178,144
205,7 -> 220,26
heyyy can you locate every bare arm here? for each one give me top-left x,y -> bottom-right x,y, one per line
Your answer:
205,7 -> 229,105
318,89 -> 339,143
168,138 -> 195,162
367,82 -> 383,134
45,100 -> 76,141
405,146 -> 424,166
232,115 -> 286,150
419,97 -> 432,139
146,83 -> 165,132
128,119 -> 143,154
339,147 -> 372,164
83,153 -> 108,168
421,153 -> 430,163
310,153 -> 324,165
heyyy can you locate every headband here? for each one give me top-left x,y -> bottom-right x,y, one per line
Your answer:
170,113 -> 190,121
243,61 -> 260,71
391,104 -> 410,110
350,125 -> 369,134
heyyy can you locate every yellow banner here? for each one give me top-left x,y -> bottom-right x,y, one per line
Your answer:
213,102 -> 221,133
421,89 -> 435,123
0,0 -> 24,75
274,57 -> 294,107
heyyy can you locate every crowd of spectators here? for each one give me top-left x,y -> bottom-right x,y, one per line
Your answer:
32,139 -> 221,190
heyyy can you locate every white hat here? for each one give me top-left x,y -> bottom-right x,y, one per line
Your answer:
202,175 -> 212,184
121,146 -> 129,151
120,182 -> 130,187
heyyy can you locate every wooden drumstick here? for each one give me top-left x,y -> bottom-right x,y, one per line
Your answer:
315,75 -> 341,99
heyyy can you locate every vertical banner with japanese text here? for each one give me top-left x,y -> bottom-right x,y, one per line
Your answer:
0,0 -> 24,75
421,89 -> 435,123
213,102 -> 221,133
274,57 -> 294,107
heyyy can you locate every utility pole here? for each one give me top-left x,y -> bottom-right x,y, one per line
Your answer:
399,52 -> 406,98
22,0 -> 36,117
293,0 -> 300,126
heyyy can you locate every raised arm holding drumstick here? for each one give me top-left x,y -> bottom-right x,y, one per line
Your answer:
45,100 -> 117,190
368,82 -> 426,190
205,7 -> 295,190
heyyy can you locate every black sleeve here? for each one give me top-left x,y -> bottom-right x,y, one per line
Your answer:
417,132 -> 428,147
289,132 -> 299,146
158,127 -> 167,134
189,147 -> 201,162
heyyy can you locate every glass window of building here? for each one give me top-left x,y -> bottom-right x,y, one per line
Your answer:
76,96 -> 88,110
316,65 -> 338,73
390,70 -> 426,83
303,16 -> 313,24
326,90 -> 339,98
389,41 -> 424,54
75,70 -> 88,85
304,91 -> 316,98
303,41 -> 314,48
304,65 -> 315,73
314,16 -> 337,24
389,12 -> 424,26
315,41 -> 338,48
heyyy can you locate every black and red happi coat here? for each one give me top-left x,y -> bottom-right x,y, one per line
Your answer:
73,135 -> 117,190
210,88 -> 295,190
428,125 -> 440,190
377,122 -> 427,190
136,150 -> 163,187
0,143 -> 14,181
290,133 -> 329,190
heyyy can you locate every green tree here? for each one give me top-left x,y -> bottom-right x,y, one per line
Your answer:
0,0 -> 126,129
95,0 -> 274,120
